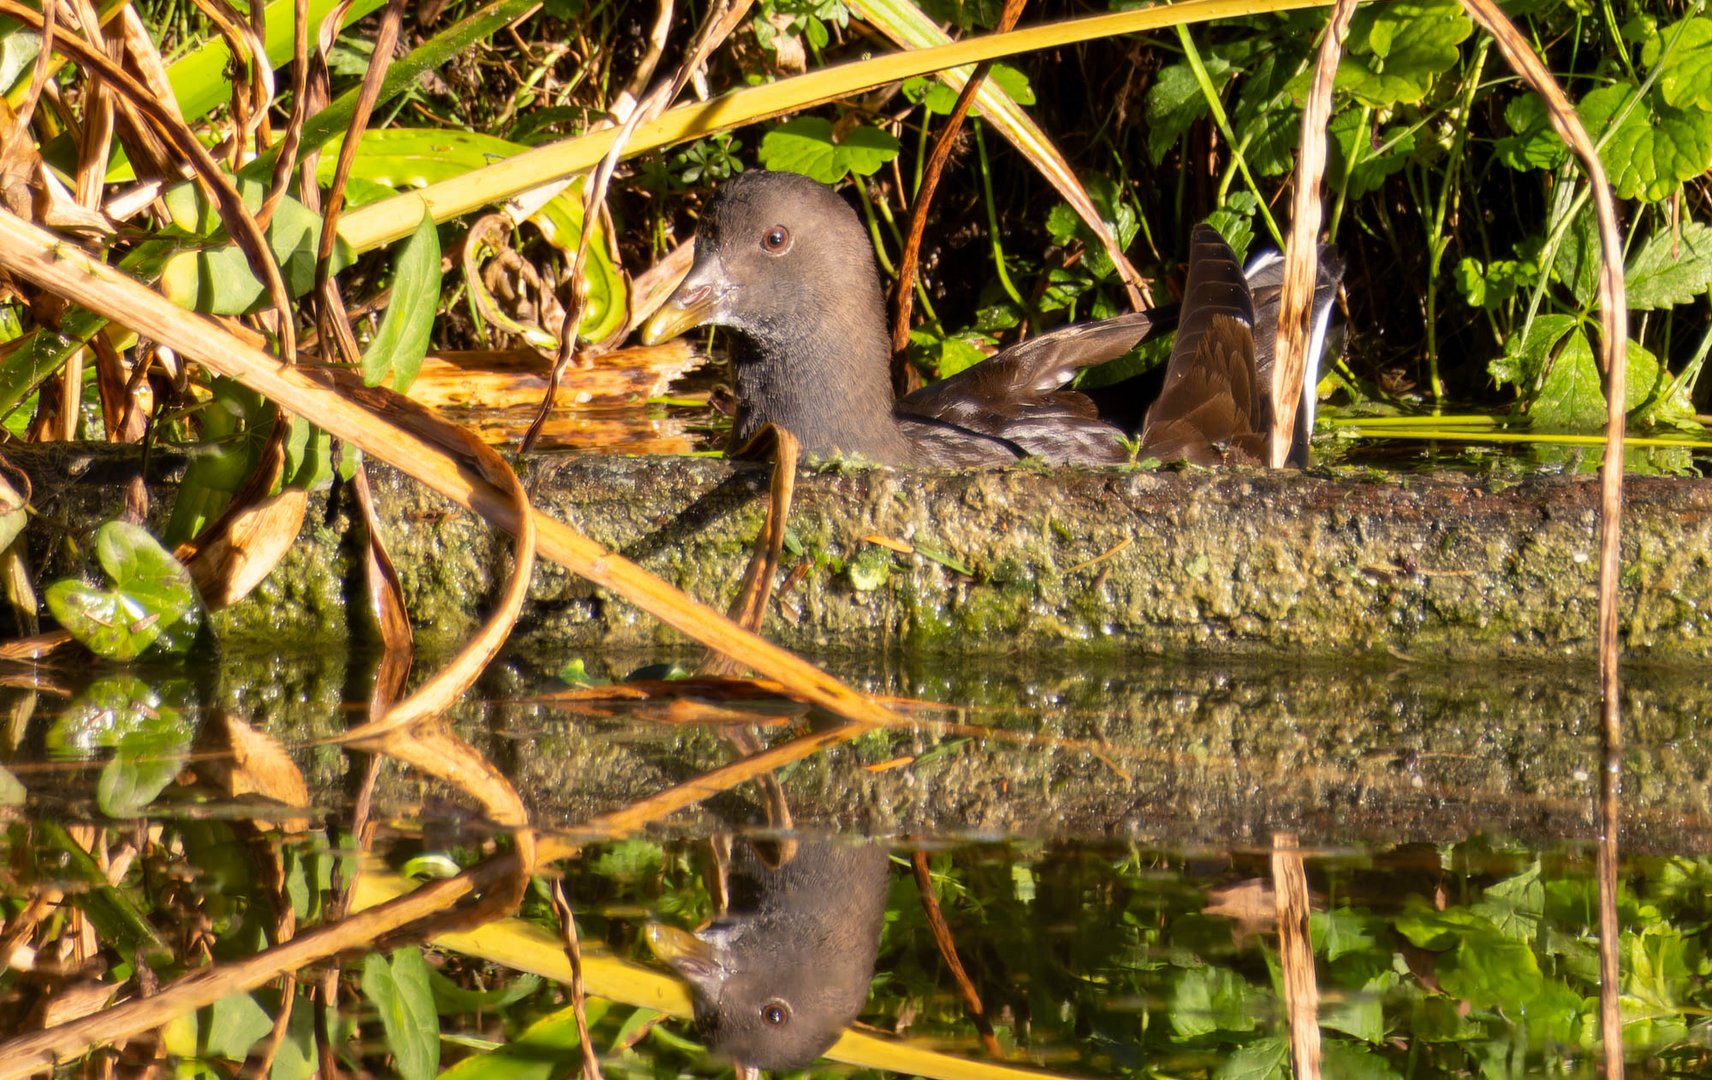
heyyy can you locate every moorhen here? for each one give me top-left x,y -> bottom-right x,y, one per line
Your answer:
646,840 -> 891,1070
641,168 -> 1339,467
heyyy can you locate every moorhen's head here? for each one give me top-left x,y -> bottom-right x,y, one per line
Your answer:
640,170 -> 911,461
646,841 -> 891,1071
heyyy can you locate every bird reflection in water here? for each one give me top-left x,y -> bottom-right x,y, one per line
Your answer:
648,838 -> 892,1071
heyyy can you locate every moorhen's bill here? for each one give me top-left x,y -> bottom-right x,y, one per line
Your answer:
647,840 -> 891,1070
641,169 -> 1339,467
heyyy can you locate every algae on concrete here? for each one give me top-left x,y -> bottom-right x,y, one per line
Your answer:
12,444 -> 1712,660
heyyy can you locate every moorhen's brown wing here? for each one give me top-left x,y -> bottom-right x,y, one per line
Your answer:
1137,225 -> 1265,465
895,310 -> 1165,465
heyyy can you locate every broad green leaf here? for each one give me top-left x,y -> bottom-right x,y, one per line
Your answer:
47,677 -> 195,818
1337,0 -> 1472,106
1214,1036 -> 1286,1080
1472,861 -> 1544,943
164,378 -> 276,545
45,521 -> 201,660
1145,61 -> 1219,164
1170,965 -> 1259,1039
1490,315 -> 1691,430
1581,82 -> 1712,203
1327,109 -> 1414,201
1320,1040 -> 1405,1079
270,994 -> 318,1080
362,205 -> 441,391
1496,94 -> 1569,171
363,949 -> 440,1080
1653,17 -> 1712,111
160,182 -> 357,314
203,992 -> 278,1061
759,116 -> 901,182
1627,220 -> 1712,310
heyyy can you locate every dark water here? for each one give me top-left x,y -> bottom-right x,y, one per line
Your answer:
3,647 -> 1710,1077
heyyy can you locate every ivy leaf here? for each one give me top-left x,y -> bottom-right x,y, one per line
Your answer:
46,521 -> 202,660
1626,220 -> 1712,310
1338,0 -> 1473,106
361,204 -> 441,392
759,116 -> 900,182
1581,82 -> 1712,202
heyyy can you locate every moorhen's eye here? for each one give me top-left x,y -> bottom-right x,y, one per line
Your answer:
760,1000 -> 791,1026
761,225 -> 791,254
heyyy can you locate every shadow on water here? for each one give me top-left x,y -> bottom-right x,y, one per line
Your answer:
3,645 -> 1711,1077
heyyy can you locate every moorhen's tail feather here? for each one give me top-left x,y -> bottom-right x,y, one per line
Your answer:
1137,225 -> 1265,466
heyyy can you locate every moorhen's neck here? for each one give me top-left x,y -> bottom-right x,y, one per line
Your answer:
727,267 -> 918,465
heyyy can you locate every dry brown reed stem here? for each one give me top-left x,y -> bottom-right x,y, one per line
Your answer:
1267,0 -> 1353,469
1458,1 -> 1630,1071
1272,833 -> 1321,1079
910,850 -> 1003,1059
888,0 -> 1027,395
0,0 -> 296,366
0,204 -> 912,732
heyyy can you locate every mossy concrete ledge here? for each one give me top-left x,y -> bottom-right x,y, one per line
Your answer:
13,444 -> 1712,660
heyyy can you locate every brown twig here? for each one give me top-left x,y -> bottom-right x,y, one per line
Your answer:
551,880 -> 607,1080
910,850 -> 1002,1058
889,0 -> 1027,397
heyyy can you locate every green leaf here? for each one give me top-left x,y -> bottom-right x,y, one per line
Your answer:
758,116 -> 901,182
1581,82 -> 1712,203
1214,1036 -> 1287,1080
362,204 -> 441,391
1626,220 -> 1712,310
269,994 -> 318,1080
160,180 -> 356,314
1170,965 -> 1259,1039
1337,0 -> 1473,105
363,949 -> 440,1080
0,763 -> 22,807
1145,61 -> 1218,164
1320,1040 -> 1405,1079
1472,861 -> 1544,943
203,992 -> 277,1061
1491,315 -> 1692,429
46,521 -> 201,660
1655,17 -> 1712,111
1327,110 -> 1414,201
1496,93 -> 1569,171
